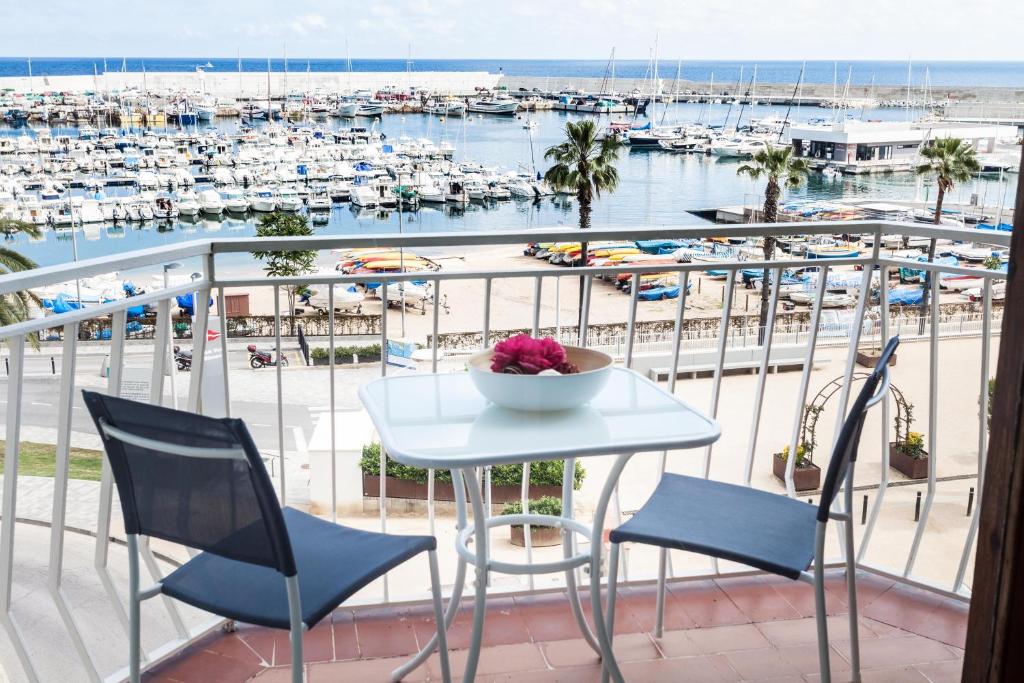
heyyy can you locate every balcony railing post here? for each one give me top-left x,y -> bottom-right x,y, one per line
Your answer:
0,335 -> 39,681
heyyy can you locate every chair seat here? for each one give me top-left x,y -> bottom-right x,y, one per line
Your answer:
161,507 -> 435,629
609,474 -> 818,580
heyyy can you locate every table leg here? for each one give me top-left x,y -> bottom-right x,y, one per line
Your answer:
562,457 -> 601,654
390,469 -> 470,683
461,467 -> 489,683
590,453 -> 632,683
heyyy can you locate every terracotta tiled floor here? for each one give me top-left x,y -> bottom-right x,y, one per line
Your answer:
145,571 -> 967,682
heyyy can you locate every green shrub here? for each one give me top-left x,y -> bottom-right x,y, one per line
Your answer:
360,443 -> 585,489
310,344 -> 382,360
501,496 -> 563,530
501,496 -> 562,517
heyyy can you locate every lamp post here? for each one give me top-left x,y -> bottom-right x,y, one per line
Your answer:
163,262 -> 182,409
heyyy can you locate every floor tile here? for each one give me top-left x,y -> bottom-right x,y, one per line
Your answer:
913,658 -> 963,682
308,656 -> 428,682
833,635 -> 959,669
448,642 -> 547,676
667,579 -> 752,628
622,654 -> 740,682
715,576 -> 804,623
354,606 -> 421,659
775,642 -> 851,675
724,647 -> 803,679
683,623 -> 772,654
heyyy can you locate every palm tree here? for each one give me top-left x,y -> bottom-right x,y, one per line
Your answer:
544,120 -> 622,327
915,138 -> 980,327
0,219 -> 42,335
544,120 -> 623,234
736,146 -> 810,341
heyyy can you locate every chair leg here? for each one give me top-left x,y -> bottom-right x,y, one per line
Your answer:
129,595 -> 141,683
654,547 -> 668,638
601,543 -> 621,683
127,534 -> 142,683
285,575 -> 304,683
845,520 -> 862,682
428,550 -> 452,683
813,553 -> 831,683
290,624 -> 303,683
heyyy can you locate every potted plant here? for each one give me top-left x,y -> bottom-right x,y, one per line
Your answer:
890,399 -> 929,479
501,497 -> 564,547
856,313 -> 897,367
773,404 -> 823,491
360,443 -> 585,504
856,345 -> 897,368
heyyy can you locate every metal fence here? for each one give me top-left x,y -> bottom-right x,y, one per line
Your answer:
0,220 -> 1010,682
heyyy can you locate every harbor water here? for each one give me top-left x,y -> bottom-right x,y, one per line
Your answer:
1,102 -> 1018,276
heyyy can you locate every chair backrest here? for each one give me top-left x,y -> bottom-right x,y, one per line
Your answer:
81,391 -> 297,576
816,336 -> 900,523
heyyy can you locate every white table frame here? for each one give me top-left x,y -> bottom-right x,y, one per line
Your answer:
360,369 -> 720,683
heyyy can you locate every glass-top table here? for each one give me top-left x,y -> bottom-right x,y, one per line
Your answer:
359,367 -> 720,683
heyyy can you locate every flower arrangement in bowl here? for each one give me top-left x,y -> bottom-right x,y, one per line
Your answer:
468,334 -> 613,411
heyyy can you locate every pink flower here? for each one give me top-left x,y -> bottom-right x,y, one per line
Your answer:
491,334 -> 576,375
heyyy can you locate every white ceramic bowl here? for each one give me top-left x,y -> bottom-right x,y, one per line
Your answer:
468,346 -> 613,412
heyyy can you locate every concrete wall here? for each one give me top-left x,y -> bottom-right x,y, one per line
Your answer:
0,71 -> 503,98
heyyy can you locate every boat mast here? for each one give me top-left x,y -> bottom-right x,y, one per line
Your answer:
346,38 -> 352,93
267,57 -> 272,119
906,56 -> 912,121
779,62 -> 805,144
652,34 -> 660,125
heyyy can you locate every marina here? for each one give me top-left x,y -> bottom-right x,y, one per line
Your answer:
0,32 -> 1020,680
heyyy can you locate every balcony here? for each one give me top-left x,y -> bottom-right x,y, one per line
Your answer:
0,220 -> 1008,682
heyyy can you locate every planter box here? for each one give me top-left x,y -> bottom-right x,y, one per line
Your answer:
312,354 -> 381,366
510,525 -> 562,547
362,474 -> 563,504
856,349 -> 897,368
772,454 -> 821,492
889,443 -> 929,479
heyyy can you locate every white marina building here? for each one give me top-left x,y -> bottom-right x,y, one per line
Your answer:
789,119 -> 1019,173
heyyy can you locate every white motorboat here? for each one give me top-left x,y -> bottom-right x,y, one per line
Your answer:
307,190 -> 332,211
153,195 -> 179,219
328,181 -> 351,202
277,187 -> 303,212
177,191 -> 201,217
350,184 -> 378,208
467,95 -> 519,115
221,188 -> 250,213
416,181 -> 446,204
709,137 -> 772,159
304,283 -> 365,313
424,99 -> 466,117
199,189 -> 225,215
78,199 -> 105,224
248,187 -> 278,212
445,180 -> 470,205
336,99 -> 387,117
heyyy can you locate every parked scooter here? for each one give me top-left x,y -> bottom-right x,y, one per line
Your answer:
173,345 -> 192,371
247,344 -> 289,369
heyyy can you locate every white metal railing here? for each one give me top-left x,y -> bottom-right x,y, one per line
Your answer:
0,220 -> 1010,682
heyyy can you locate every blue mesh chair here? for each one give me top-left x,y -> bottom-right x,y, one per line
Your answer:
603,337 -> 900,683
82,391 -> 451,683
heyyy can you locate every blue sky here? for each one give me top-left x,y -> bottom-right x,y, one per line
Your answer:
2,0 -> 1021,60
